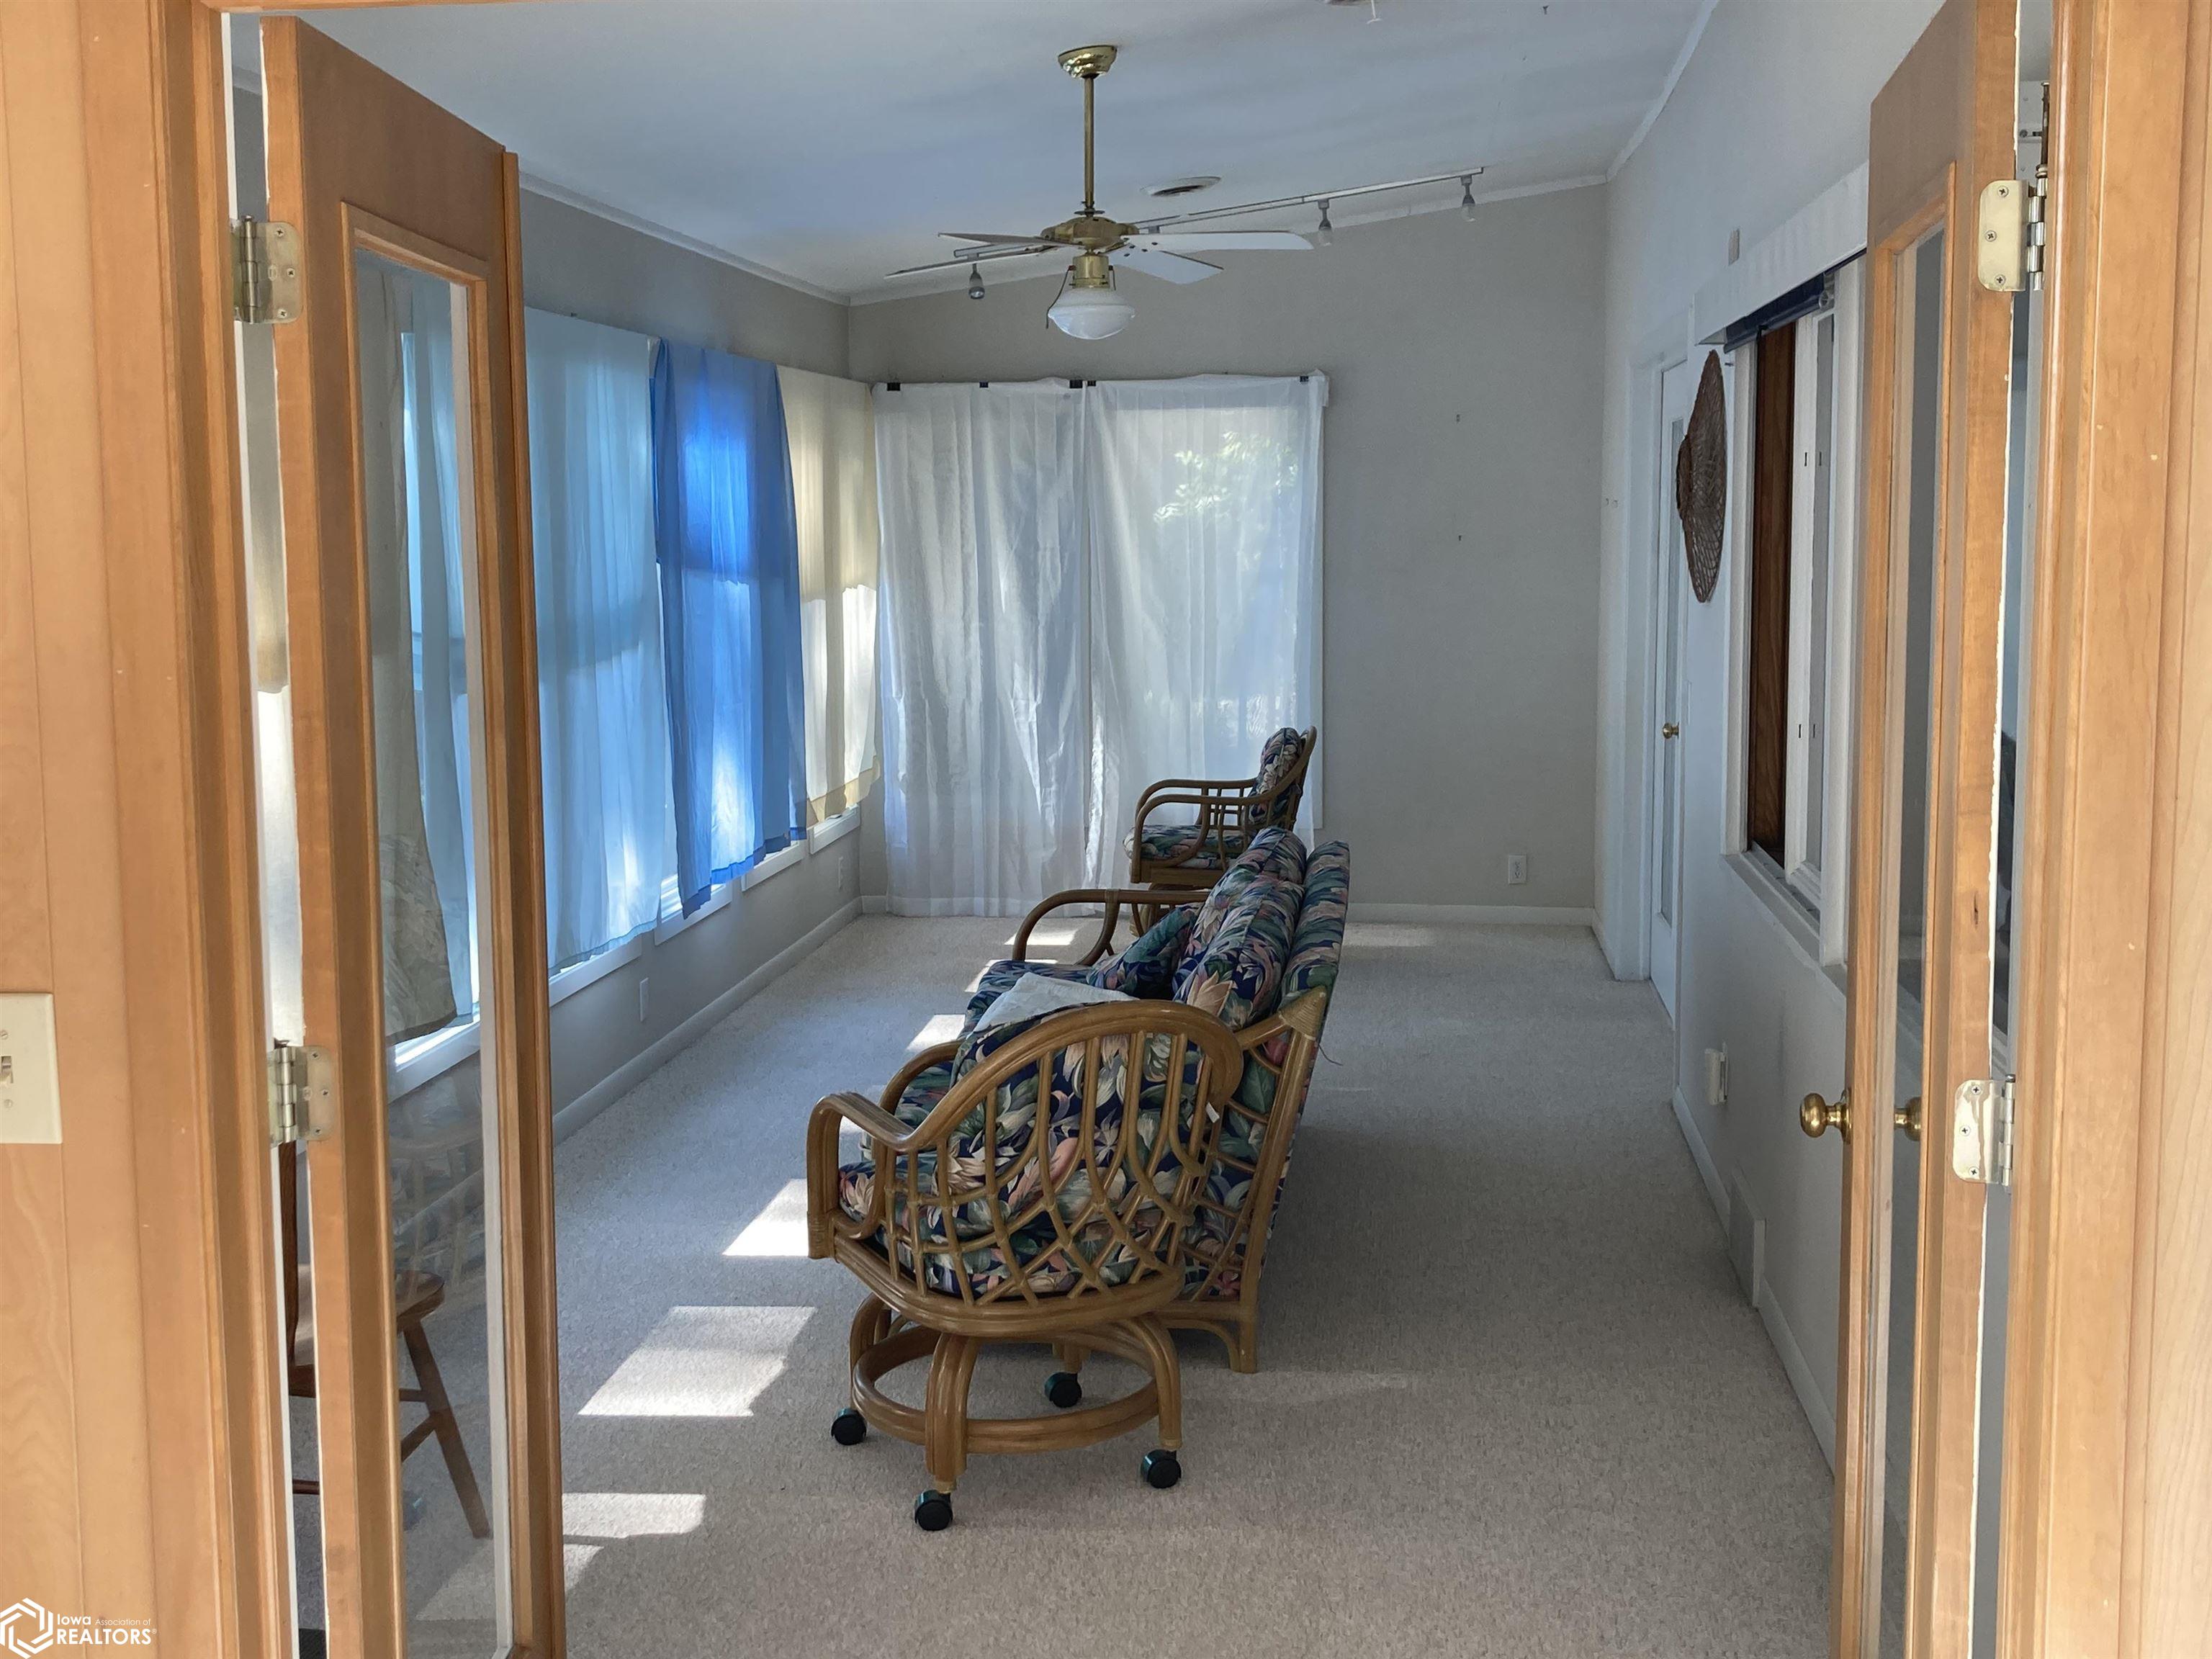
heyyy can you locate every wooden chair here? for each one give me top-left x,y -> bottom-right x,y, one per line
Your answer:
1127,725 -> 1317,891
806,1000 -> 1244,1529
279,1145 -> 491,1539
1012,836 -> 1351,1372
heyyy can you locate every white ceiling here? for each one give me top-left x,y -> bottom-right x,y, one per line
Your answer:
304,0 -> 1707,302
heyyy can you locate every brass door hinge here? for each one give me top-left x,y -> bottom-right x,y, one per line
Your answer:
267,1041 -> 331,1146
1977,174 -> 2047,294
233,217 -> 302,324
1950,1076 -> 2015,1187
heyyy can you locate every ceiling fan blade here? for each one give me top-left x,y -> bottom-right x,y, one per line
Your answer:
939,230 -> 1075,248
1112,246 -> 1222,285
887,244 -> 1059,279
1138,230 -> 1314,252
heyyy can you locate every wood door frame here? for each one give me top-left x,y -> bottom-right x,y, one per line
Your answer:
1999,0 -> 2212,1653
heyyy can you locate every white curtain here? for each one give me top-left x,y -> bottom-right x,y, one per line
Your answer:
778,365 -> 881,824
1084,375 -> 1325,878
525,308 -> 670,969
356,255 -> 473,1040
874,382 -> 1090,914
873,373 -> 1324,912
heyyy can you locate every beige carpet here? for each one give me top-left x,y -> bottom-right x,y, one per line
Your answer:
541,916 -> 1831,1658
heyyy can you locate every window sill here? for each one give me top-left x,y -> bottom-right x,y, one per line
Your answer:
809,806 -> 860,852
654,878 -> 733,945
387,930 -> 652,1098
1725,849 -> 1847,999
740,837 -> 808,892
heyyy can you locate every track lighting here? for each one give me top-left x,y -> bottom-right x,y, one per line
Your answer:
1316,199 -> 1335,246
1460,174 -> 1478,220
967,264 -> 986,300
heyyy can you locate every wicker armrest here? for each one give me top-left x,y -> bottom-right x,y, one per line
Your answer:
1012,886 -> 1192,963
807,1003 -> 1244,1260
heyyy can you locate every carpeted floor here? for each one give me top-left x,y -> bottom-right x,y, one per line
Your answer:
536,916 -> 1831,1658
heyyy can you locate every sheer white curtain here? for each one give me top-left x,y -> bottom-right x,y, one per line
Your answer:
778,365 -> 881,824
1084,375 -> 1325,879
524,308 -> 669,968
874,382 -> 1090,914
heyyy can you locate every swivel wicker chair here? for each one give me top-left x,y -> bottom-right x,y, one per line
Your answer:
1127,725 -> 1316,891
806,998 -> 1242,1529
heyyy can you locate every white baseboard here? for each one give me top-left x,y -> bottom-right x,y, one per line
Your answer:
552,899 -> 860,1145
1758,1274 -> 1838,1470
860,894 -> 891,914
1668,1089 -> 1838,1468
1670,1085 -> 1730,1227
1348,902 -> 1599,928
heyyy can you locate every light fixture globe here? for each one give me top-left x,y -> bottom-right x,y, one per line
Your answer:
1048,251 -> 1134,339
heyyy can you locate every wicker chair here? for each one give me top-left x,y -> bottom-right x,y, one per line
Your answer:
1127,724 -> 1317,891
1011,832 -> 1350,1372
806,999 -> 1243,1529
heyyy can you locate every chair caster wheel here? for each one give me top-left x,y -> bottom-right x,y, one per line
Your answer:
1044,1370 -> 1083,1409
830,1408 -> 866,1446
1141,1449 -> 1181,1490
913,1490 -> 953,1531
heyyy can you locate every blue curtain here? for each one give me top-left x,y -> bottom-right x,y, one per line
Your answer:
650,340 -> 809,914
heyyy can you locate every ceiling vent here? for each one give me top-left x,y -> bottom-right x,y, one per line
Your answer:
1146,176 -> 1220,199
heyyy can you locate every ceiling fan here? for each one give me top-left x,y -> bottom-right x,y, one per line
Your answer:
888,43 -> 1486,340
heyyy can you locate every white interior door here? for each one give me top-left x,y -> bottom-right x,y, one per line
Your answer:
1648,356 -> 1695,1017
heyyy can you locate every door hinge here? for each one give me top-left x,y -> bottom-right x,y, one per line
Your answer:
1950,1075 -> 2015,1187
233,217 -> 302,325
1977,174 -> 2047,295
266,1041 -> 332,1147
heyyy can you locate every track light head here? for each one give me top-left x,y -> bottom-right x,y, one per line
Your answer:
1460,174 -> 1478,221
967,264 -> 986,300
1316,199 -> 1335,247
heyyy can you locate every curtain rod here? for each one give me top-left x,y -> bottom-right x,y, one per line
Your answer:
878,373 -> 1317,392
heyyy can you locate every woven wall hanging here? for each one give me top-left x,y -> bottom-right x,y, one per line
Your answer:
1676,349 -> 1727,603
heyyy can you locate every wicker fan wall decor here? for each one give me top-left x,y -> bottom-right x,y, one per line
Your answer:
1676,351 -> 1727,603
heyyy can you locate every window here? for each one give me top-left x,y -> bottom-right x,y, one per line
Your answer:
1733,264 -> 1861,945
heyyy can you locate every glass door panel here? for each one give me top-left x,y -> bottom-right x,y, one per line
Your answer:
353,243 -> 511,1658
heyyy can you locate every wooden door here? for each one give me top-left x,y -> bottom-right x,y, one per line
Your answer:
1822,0 -> 2021,1654
259,17 -> 561,1659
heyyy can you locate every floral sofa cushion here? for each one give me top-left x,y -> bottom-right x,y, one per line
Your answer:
1184,840 -> 1351,1300
1173,871 -> 1302,1031
1184,827 -> 1306,961
1247,727 -> 1308,830
1134,820 -> 1251,871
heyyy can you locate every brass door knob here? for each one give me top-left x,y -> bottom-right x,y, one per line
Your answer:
1662,722 -> 1681,739
1801,1087 -> 1851,1140
1894,1096 -> 1923,1141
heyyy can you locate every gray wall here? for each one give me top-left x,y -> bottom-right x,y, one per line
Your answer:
1593,0 -> 1941,1458
848,190 -> 1608,911
519,189 -> 864,1123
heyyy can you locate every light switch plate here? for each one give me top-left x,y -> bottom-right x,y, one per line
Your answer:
0,993 -> 62,1144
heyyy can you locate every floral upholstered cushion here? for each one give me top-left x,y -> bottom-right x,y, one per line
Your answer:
1090,904 -> 1197,998
1173,873 -> 1301,1030
1184,840 -> 1351,1300
1247,727 -> 1307,830
1184,828 -> 1307,966
1135,821 -> 1249,871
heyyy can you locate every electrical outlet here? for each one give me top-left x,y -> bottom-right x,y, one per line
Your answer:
837,853 -> 850,894
1505,853 -> 1527,886
1706,1046 -> 1730,1108
638,977 -> 651,1024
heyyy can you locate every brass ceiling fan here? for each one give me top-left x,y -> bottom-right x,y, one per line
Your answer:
888,43 -> 1486,339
